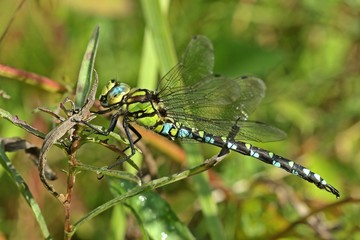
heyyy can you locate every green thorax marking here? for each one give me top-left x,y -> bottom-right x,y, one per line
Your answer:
99,80 -> 166,130
125,88 -> 163,128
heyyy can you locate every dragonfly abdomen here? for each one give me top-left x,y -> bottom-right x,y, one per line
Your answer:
156,121 -> 224,143
218,139 -> 339,197
156,122 -> 339,197
235,143 -> 331,189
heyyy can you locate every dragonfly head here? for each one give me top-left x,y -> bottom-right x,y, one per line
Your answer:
99,79 -> 131,108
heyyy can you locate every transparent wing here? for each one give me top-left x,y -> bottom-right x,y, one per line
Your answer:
157,35 -> 214,93
157,35 -> 285,142
162,75 -> 265,121
235,121 -> 286,142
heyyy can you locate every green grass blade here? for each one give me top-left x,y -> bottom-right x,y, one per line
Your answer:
75,25 -> 100,108
141,1 -> 224,239
183,144 -> 226,239
109,205 -> 127,240
138,29 -> 158,90
140,0 -> 176,76
0,142 -> 51,240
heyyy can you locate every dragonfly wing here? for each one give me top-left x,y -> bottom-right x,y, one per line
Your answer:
183,120 -> 286,143
162,75 -> 266,125
236,121 -> 286,142
157,35 -> 214,94
180,35 -> 214,85
157,36 -> 283,143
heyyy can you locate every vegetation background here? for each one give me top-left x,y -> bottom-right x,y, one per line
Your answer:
0,0 -> 359,239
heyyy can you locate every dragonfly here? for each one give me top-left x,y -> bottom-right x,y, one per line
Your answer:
96,35 -> 340,198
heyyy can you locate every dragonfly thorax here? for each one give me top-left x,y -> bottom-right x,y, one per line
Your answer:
99,79 -> 131,107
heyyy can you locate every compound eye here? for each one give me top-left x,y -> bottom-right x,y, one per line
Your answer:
99,80 -> 130,107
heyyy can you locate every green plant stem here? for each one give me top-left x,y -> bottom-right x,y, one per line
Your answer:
141,0 -> 225,239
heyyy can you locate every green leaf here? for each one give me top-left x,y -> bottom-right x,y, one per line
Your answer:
109,178 -> 195,240
75,25 -> 100,108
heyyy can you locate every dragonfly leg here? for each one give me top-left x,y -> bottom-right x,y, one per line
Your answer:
120,124 -> 142,153
104,111 -> 122,134
210,117 -> 239,166
228,118 -> 241,140
107,119 -> 141,173
216,147 -> 230,162
82,111 -> 122,135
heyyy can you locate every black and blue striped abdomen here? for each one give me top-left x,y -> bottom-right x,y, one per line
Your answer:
155,121 -> 339,197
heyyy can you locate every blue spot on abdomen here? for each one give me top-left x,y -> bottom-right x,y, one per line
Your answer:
161,123 -> 172,135
178,128 -> 190,138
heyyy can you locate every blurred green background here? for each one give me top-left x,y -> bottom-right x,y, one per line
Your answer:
0,0 -> 359,239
